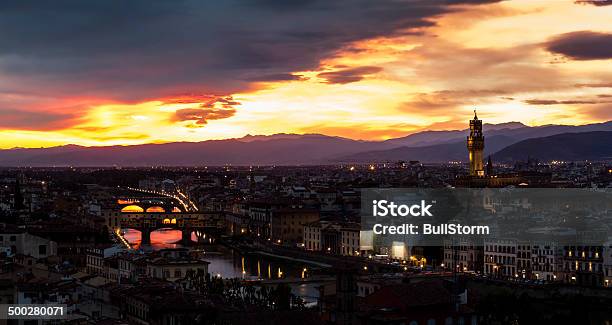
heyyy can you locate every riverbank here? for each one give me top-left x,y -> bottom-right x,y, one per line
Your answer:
218,236 -> 406,274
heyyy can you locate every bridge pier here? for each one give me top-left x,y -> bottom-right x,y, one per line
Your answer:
181,229 -> 193,246
141,229 -> 152,246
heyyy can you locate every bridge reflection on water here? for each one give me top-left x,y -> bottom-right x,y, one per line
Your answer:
122,228 -> 322,304
123,228 -> 195,250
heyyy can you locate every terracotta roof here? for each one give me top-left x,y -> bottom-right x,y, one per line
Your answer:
362,279 -> 454,309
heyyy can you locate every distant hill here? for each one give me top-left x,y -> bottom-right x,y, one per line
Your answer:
337,135 -> 517,163
0,134 -> 395,166
384,121 -> 612,148
492,131 -> 612,162
1,121 -> 611,166
237,133 -> 316,142
347,121 -> 612,163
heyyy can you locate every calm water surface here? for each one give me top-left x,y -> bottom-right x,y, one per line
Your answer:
122,228 -> 322,303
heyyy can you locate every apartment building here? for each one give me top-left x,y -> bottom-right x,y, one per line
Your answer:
303,220 -> 360,256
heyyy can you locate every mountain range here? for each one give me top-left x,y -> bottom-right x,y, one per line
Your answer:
1,121 -> 611,166
492,131 -> 612,162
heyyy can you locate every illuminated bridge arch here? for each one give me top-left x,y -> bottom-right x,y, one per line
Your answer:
163,218 -> 177,225
121,205 -> 144,213
146,206 -> 166,213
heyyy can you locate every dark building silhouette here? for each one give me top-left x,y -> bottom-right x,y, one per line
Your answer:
486,156 -> 494,176
13,175 -> 25,210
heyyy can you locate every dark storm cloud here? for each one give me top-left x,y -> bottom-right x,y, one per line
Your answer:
0,0 -> 500,102
241,73 -> 306,82
546,31 -> 612,60
317,66 -> 383,84
444,0 -> 503,3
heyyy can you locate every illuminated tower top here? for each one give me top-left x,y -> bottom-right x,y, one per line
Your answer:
469,110 -> 483,140
467,109 -> 485,176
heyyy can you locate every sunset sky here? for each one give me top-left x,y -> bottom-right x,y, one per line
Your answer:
1,0 -> 612,148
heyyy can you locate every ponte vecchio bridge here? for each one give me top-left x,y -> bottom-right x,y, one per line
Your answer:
115,196 -> 223,245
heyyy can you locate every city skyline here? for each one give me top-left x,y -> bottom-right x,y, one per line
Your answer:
2,0 -> 612,149
2,2 -> 612,323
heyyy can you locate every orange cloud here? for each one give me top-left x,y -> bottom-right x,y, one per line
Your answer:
317,66 -> 383,84
173,108 -> 237,127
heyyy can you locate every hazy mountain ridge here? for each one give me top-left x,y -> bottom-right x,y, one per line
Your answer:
0,135 -> 396,166
1,121 -> 611,166
384,121 -> 612,148
347,121 -> 612,163
337,135 -> 518,163
492,131 -> 612,162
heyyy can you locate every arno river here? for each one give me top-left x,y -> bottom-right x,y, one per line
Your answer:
122,228 -> 322,304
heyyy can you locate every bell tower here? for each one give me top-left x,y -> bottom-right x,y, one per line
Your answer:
467,110 -> 485,176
